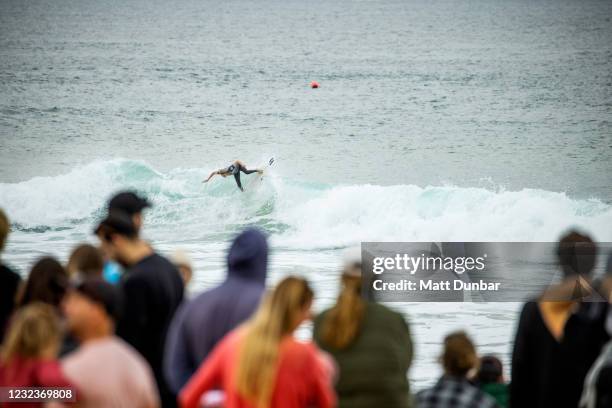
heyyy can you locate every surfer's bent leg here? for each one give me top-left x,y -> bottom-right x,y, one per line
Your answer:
234,173 -> 244,191
239,164 -> 258,175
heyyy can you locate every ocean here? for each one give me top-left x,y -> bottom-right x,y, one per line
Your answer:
1,0 -> 612,389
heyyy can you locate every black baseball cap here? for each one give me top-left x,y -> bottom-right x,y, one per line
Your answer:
94,210 -> 138,238
74,279 -> 123,321
108,191 -> 151,215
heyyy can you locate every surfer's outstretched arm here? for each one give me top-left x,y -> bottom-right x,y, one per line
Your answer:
202,171 -> 219,183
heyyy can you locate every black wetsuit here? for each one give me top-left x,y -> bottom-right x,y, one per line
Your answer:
227,163 -> 258,191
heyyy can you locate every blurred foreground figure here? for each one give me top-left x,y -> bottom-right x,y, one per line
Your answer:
416,332 -> 498,408
313,247 -> 413,408
95,211 -> 183,408
579,251 -> 612,408
179,276 -> 336,408
66,244 -> 104,282
108,191 -> 151,233
0,208 -> 21,342
0,303 -> 72,407
18,257 -> 69,310
171,250 -> 193,288
17,257 -> 76,356
510,231 -> 609,408
164,229 -> 268,393
102,191 -> 151,284
474,356 -> 508,408
57,279 -> 160,408
580,340 -> 612,408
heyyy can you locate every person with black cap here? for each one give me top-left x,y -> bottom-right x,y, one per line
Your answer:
108,191 -> 151,233
94,211 -> 183,408
101,191 -> 151,284
59,279 -> 160,408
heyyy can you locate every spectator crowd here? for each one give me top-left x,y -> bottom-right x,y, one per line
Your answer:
0,191 -> 611,408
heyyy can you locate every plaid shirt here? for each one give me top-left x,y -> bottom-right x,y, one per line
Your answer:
416,376 -> 499,408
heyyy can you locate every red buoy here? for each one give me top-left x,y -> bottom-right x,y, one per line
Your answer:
310,81 -> 319,89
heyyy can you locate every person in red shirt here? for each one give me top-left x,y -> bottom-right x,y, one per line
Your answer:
179,276 -> 336,408
0,303 -> 73,408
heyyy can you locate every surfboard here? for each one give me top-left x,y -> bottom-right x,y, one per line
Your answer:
247,157 -> 274,190
261,157 -> 274,177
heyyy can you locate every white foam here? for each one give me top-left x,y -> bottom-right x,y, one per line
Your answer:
274,184 -> 612,248
1,160 -> 610,248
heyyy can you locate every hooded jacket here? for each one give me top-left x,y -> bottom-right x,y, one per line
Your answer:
164,228 -> 268,393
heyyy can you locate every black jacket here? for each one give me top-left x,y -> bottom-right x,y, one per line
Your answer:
0,264 -> 21,342
117,253 -> 184,408
510,301 -> 609,408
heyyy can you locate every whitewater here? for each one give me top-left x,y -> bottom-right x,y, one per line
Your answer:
1,159 -> 611,389
2,159 -> 611,243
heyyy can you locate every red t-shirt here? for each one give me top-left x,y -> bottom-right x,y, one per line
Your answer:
179,329 -> 336,408
0,358 -> 73,408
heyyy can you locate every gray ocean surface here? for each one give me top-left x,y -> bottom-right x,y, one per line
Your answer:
1,0 -> 612,389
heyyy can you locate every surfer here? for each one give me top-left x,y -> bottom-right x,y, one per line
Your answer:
202,160 -> 263,192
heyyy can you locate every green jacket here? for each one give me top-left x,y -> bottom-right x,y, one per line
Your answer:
481,383 -> 508,408
313,302 -> 413,408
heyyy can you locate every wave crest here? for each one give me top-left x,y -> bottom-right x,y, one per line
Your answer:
1,159 -> 610,247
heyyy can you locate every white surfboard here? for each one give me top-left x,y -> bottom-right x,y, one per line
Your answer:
247,157 -> 274,190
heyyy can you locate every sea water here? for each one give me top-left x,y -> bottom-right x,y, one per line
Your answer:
1,0 -> 612,389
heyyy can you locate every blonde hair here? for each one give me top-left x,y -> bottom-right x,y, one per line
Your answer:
1,303 -> 62,379
0,208 -> 9,252
235,276 -> 313,408
319,273 -> 365,349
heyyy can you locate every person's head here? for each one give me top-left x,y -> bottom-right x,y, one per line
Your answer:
0,208 -> 9,255
19,257 -> 69,309
476,355 -> 504,385
252,276 -> 314,333
1,303 -> 62,364
440,331 -> 479,378
557,230 -> 597,278
319,246 -> 365,350
107,191 -> 151,233
63,279 -> 122,342
171,249 -> 193,287
236,276 -> 314,407
227,228 -> 268,284
66,244 -> 104,281
94,211 -> 140,267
